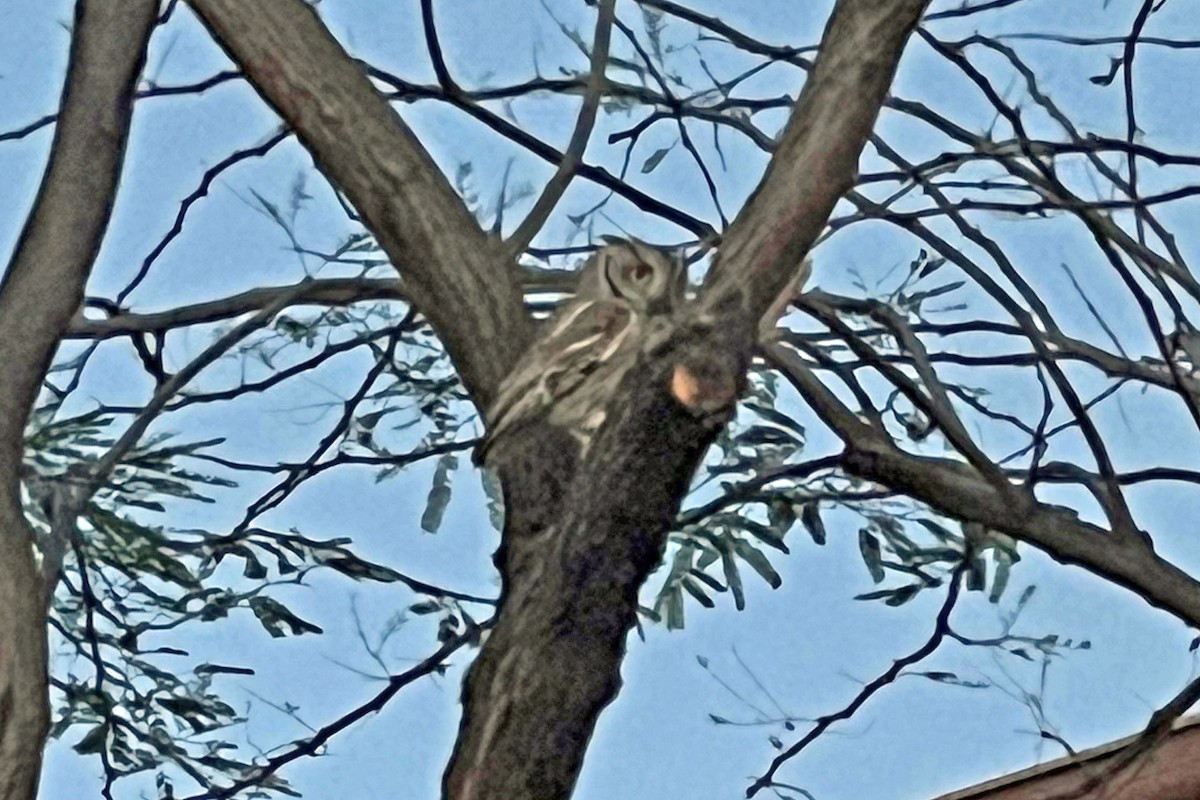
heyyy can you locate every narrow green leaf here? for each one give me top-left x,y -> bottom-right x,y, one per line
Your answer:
720,548 -> 745,610
989,554 -> 1011,603
73,725 -> 108,755
409,600 -> 441,615
913,518 -> 963,543
665,585 -> 686,630
1015,584 -> 1037,614
885,584 -> 921,606
858,529 -> 884,583
687,568 -> 727,593
321,555 -> 402,583
248,596 -> 323,638
854,584 -> 920,606
733,539 -> 781,589
242,553 -> 267,580
681,577 -> 715,608
641,146 -> 672,173
739,518 -> 789,553
967,555 -> 986,592
801,502 -> 826,545
767,497 -> 796,538
194,664 -> 255,676
421,454 -> 458,533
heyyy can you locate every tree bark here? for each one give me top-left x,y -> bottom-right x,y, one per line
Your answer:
443,353 -> 717,800
7,2 -> 1200,800
186,0 -> 535,408
182,1 -> 932,798
443,0 -> 934,796
767,343 -> 1200,628
702,0 -> 932,321
0,2 -> 158,798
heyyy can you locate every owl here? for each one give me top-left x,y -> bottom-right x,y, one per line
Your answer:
475,240 -> 686,466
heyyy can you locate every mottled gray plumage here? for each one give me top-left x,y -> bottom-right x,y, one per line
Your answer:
476,240 -> 685,466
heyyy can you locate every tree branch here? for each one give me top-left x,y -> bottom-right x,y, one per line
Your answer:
765,341 -> 1200,629
179,623 -> 488,800
186,0 -> 534,407
67,268 -> 579,339
702,0 -> 931,322
0,1 -> 159,797
440,4 -> 938,799
503,0 -> 616,258
748,557 -> 970,795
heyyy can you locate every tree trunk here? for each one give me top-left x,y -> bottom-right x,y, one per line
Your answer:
0,2 -> 157,798
441,0 -> 933,795
180,1 -> 933,798
0,508 -> 50,800
442,329 -> 727,800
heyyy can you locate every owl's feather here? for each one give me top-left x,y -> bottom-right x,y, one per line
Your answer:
477,298 -> 635,461
475,241 -> 683,466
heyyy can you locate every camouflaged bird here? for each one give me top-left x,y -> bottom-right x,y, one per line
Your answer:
475,240 -> 686,466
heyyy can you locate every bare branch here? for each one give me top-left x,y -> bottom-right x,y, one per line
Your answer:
748,557 -> 969,795
90,283 -> 312,490
178,622 -> 488,800
504,0 -> 616,258
703,0 -> 932,325
765,340 -> 1200,630
117,128 -> 292,303
363,65 -> 718,240
186,0 -> 534,406
67,268 -> 579,339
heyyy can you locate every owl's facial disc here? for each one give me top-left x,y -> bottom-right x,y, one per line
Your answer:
594,242 -> 681,315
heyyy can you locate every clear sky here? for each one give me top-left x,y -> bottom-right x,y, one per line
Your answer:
3,1 -> 1200,799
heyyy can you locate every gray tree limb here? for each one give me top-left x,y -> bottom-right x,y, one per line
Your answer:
0,2 -> 158,798
185,0 -> 534,408
65,269 -> 579,339
441,2 -> 935,799
763,341 -> 1200,628
174,0 -> 936,797
703,0 -> 931,323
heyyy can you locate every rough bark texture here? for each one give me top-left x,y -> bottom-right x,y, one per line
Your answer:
443,4 -> 932,797
182,1 -> 932,799
443,319 -> 733,800
702,0 -> 932,322
0,2 -> 158,798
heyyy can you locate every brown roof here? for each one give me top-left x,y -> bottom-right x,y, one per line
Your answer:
929,716 -> 1200,800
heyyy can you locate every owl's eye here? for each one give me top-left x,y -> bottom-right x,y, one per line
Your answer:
628,262 -> 653,282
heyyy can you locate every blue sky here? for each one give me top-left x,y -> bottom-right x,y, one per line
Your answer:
4,1 -> 1200,799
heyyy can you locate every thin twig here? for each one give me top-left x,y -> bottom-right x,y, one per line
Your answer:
504,0 -> 616,258
747,558 -> 970,796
